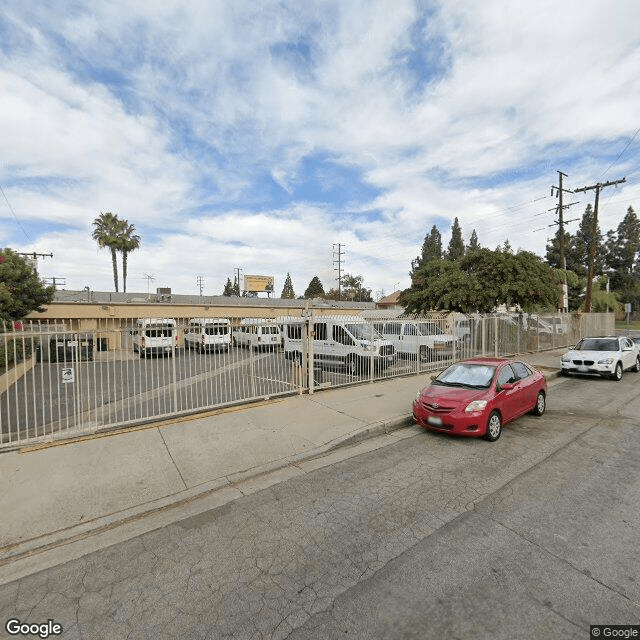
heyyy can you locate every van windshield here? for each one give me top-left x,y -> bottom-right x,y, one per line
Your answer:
345,324 -> 383,340
263,326 -> 280,334
205,326 -> 228,335
416,322 -> 444,336
145,328 -> 173,338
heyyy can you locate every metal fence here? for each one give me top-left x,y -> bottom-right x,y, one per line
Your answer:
0,312 -> 613,449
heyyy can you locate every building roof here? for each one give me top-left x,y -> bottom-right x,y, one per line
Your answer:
376,291 -> 402,307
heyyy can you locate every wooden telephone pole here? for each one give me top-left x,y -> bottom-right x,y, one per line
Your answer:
573,177 -> 626,312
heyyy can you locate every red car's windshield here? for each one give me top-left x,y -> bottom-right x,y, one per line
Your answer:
434,363 -> 496,389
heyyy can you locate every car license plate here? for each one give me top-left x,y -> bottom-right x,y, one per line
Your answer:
578,365 -> 588,373
427,416 -> 443,427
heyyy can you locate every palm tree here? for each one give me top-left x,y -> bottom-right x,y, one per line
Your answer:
92,212 -> 122,292
117,221 -> 141,293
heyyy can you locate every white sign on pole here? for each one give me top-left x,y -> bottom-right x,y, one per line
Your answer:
61,368 -> 75,384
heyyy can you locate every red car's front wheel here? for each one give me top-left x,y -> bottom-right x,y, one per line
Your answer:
484,411 -> 502,442
532,391 -> 546,416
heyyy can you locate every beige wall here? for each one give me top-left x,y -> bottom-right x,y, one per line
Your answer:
25,302 -> 365,351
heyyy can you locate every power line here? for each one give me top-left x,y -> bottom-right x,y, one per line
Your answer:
0,184 -> 32,242
599,126 -> 640,179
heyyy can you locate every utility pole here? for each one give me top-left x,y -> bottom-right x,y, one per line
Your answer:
43,277 -> 66,289
574,177 -> 626,312
550,171 -> 579,312
196,275 -> 204,298
333,244 -> 344,300
16,251 -> 53,275
16,252 -> 53,260
234,268 -> 243,296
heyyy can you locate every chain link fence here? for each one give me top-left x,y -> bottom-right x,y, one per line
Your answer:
0,312 -> 613,449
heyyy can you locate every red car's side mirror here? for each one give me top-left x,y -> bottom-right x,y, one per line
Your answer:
500,382 -> 515,391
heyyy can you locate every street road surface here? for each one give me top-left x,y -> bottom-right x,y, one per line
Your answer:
1,374 -> 639,639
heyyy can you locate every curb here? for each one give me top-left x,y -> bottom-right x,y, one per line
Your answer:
0,415 -> 413,572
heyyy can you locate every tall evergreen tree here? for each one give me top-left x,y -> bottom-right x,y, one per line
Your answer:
281,273 -> 295,299
446,217 -> 465,261
466,229 -> 480,252
304,276 -> 325,298
546,228 -> 573,270
502,239 -> 513,254
411,225 -> 442,274
606,206 -> 640,296
232,277 -> 241,296
573,204 -> 605,278
222,278 -> 233,296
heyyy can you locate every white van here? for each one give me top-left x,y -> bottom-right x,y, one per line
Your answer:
373,320 -> 457,362
132,318 -> 177,357
283,315 -> 396,374
184,318 -> 231,353
232,318 -> 281,350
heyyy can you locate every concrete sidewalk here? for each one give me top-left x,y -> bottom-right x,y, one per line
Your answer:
0,349 -> 564,583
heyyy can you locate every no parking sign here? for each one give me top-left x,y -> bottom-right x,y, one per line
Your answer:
61,368 -> 75,384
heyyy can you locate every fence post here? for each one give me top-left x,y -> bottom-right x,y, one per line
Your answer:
369,321 -> 374,383
481,317 -> 486,356
301,316 -> 309,393
172,332 -> 179,411
494,315 -> 498,358
308,313 -> 315,395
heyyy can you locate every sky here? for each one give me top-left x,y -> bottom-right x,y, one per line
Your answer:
2,0 -> 640,299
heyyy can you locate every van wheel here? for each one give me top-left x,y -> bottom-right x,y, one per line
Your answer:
346,356 -> 359,375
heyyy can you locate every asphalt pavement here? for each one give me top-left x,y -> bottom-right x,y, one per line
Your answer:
0,349 -> 564,585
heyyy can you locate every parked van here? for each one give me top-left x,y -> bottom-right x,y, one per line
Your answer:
232,318 -> 281,350
373,320 -> 457,362
184,318 -> 231,353
132,318 -> 177,357
283,315 -> 395,374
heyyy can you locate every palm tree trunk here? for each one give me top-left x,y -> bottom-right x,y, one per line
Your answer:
111,247 -> 119,292
122,251 -> 128,293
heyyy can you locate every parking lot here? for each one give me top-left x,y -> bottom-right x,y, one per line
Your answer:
0,342 -> 450,447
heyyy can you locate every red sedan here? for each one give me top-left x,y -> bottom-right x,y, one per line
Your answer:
412,357 -> 547,441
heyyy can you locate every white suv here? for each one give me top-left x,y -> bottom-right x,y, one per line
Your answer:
561,336 -> 640,380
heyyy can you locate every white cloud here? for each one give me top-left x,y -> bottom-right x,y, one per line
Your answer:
2,0 -> 640,299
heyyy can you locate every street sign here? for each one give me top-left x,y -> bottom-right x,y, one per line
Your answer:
61,368 -> 75,384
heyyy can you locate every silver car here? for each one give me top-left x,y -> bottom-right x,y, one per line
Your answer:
560,336 -> 640,380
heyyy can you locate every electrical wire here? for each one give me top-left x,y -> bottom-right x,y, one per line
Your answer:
599,127 -> 640,180
0,183 -> 32,242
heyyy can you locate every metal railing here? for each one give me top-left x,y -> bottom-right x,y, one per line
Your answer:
0,312 -> 614,449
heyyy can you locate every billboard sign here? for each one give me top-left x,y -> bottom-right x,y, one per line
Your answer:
244,275 -> 274,293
